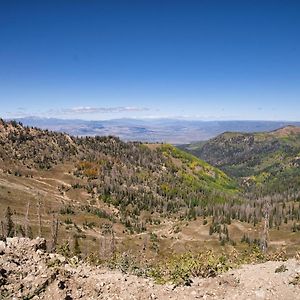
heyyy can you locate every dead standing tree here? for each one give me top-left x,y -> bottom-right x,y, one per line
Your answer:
50,214 -> 59,252
37,200 -> 42,237
99,223 -> 116,260
110,226 -> 116,260
260,197 -> 270,253
24,201 -> 30,237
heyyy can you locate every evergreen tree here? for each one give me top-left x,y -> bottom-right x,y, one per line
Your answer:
73,235 -> 81,257
5,207 -> 14,237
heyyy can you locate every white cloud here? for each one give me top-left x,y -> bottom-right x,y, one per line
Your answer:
62,106 -> 150,114
4,106 -> 151,119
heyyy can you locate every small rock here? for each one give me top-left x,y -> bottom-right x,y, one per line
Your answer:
6,237 -> 20,248
36,249 -> 44,256
58,280 -> 66,289
0,268 -> 7,286
34,238 -> 47,251
254,289 -> 266,299
0,241 -> 6,255
56,254 -> 66,263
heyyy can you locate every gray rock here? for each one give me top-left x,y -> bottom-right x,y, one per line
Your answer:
0,241 -> 6,255
34,238 -> 47,251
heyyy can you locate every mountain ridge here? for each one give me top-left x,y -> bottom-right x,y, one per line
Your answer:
181,125 -> 300,193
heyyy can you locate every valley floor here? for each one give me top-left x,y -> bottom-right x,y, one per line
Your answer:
1,238 -> 300,300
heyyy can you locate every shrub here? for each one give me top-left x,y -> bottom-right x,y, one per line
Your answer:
149,250 -> 235,285
60,206 -> 75,215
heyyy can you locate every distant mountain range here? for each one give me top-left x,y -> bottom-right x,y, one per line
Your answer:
10,117 -> 300,144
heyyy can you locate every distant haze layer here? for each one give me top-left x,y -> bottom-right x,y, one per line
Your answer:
12,117 -> 300,144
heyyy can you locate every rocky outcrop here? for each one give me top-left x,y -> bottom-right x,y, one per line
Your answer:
1,238 -> 300,299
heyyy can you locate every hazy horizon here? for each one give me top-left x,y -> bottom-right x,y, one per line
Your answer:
8,116 -> 300,123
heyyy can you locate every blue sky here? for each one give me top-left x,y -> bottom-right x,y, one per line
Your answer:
0,0 -> 300,121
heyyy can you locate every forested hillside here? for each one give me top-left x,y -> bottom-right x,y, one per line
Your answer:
0,119 -> 237,235
181,126 -> 300,195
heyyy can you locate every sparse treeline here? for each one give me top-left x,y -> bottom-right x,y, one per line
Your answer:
0,203 -> 62,253
196,192 -> 300,228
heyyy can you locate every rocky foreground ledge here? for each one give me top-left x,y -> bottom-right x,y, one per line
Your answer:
1,238 -> 300,300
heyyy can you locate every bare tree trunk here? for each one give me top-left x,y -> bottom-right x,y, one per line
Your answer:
103,235 -> 107,258
50,214 -> 59,252
110,227 -> 116,260
25,201 -> 30,237
0,221 -> 4,238
142,234 -> 147,251
99,233 -> 102,258
37,201 -> 42,237
260,197 -> 270,253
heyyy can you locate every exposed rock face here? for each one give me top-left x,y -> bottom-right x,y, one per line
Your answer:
1,238 -> 300,299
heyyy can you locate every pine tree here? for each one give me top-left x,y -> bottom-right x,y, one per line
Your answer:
5,207 -> 14,237
50,214 -> 59,252
73,235 -> 81,257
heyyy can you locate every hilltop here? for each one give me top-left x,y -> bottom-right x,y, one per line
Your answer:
181,126 -> 300,193
270,125 -> 300,137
